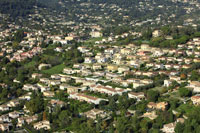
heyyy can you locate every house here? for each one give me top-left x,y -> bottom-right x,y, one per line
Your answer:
18,93 -> 31,100
164,80 -> 173,87
93,71 -> 105,77
90,31 -> 103,38
153,50 -> 164,57
176,118 -> 185,124
0,114 -> 11,123
165,64 -> 173,70
161,122 -> 176,133
169,76 -> 181,81
152,30 -> 162,37
92,64 -> 102,70
104,48 -> 116,55
128,92 -> 145,101
43,91 -> 55,97
9,111 -> 22,119
51,74 -> 61,80
97,56 -> 108,63
191,95 -> 200,105
81,69 -> 93,76
83,109 -> 107,120
38,64 -> 51,70
78,46 -> 90,53
59,83 -> 68,90
82,80 -> 96,87
0,123 -> 12,132
114,53 -> 124,59
92,85 -> 118,96
137,51 -> 151,56
63,68 -> 76,75
0,104 -> 9,111
140,44 -> 150,51
23,84 -> 38,91
142,111 -> 158,120
33,120 -> 51,130
182,64 -> 192,69
17,115 -> 38,127
133,81 -> 145,89
73,64 -> 83,69
38,85 -> 50,92
50,99 -> 65,107
39,78 -> 50,84
156,102 -> 168,111
7,99 -> 20,107
194,58 -> 200,63
69,93 -> 105,105
32,73 -> 42,79
188,81 -> 200,92
120,48 -> 132,55
147,102 -> 157,109
118,66 -> 130,73
129,60 -> 141,68
119,80 -> 130,87
147,102 -> 168,111
66,86 -> 79,94
107,65 -> 118,72
60,76 -> 71,82
84,57 -> 96,64
50,80 -> 61,86
141,79 -> 153,84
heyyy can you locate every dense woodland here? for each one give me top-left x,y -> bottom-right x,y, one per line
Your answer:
0,0 -> 37,18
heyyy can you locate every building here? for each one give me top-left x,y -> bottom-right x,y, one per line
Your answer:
90,31 -> 103,38
191,95 -> 200,105
69,93 -> 105,105
142,111 -> 158,120
152,30 -> 162,37
147,102 -> 168,111
128,92 -> 145,101
43,91 -> 55,97
0,123 -> 12,132
83,109 -> 107,120
188,81 -> 200,92
33,120 -> 50,130
164,80 -> 173,87
161,122 -> 176,133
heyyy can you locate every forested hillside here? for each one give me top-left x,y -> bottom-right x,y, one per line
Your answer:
0,0 -> 38,18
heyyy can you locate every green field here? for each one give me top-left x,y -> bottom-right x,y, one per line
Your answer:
24,60 -> 37,68
84,37 -> 104,45
42,64 -> 65,75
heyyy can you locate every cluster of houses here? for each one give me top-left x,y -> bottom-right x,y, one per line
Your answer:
10,47 -> 42,62
1,19 -> 200,132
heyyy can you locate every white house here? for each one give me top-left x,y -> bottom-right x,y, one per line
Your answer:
161,122 -> 176,133
128,92 -> 145,101
33,120 -> 51,130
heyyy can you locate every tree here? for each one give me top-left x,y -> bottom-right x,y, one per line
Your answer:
115,116 -> 129,133
190,70 -> 200,81
175,122 -> 184,133
25,91 -> 44,114
108,98 -> 117,111
13,30 -> 25,43
58,110 -> 71,128
179,87 -> 191,97
147,90 -> 159,102
180,73 -> 187,80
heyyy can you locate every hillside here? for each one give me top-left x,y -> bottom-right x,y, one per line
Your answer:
0,0 -> 38,18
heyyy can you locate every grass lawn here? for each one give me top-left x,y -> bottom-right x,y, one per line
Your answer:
151,86 -> 163,92
24,60 -> 37,68
84,37 -> 104,45
42,64 -> 65,75
177,103 -> 195,115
